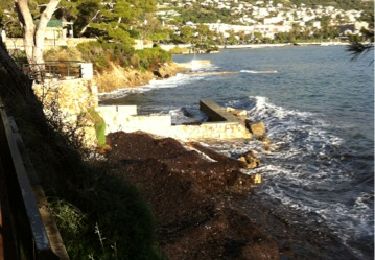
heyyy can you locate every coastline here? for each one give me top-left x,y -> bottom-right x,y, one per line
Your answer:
218,42 -> 350,49
97,71 -> 191,100
104,132 -> 358,259
95,62 -> 188,94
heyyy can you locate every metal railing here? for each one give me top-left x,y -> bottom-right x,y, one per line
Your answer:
22,61 -> 82,82
0,98 -> 68,259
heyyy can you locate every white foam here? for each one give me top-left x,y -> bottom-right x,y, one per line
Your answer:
215,96 -> 373,251
99,73 -> 204,100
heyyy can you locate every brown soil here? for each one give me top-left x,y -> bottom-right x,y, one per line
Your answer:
105,132 -> 279,260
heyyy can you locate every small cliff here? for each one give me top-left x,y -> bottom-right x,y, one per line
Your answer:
95,62 -> 186,93
32,78 -> 100,148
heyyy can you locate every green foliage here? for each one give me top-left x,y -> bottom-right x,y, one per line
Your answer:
88,108 -> 106,147
287,0 -> 373,10
177,3 -> 239,24
49,171 -> 163,259
108,27 -> 135,46
44,47 -> 82,62
76,41 -> 134,71
136,47 -> 171,70
169,46 -> 189,54
71,0 -> 158,39
76,41 -> 171,72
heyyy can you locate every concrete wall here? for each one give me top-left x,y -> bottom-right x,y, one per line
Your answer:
200,99 -> 238,122
171,122 -> 251,140
97,100 -> 252,140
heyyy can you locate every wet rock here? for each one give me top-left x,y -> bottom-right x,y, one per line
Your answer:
238,150 -> 260,169
262,137 -> 272,151
226,107 -> 248,117
153,70 -> 163,78
247,121 -> 266,140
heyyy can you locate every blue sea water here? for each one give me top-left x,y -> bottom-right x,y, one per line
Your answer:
102,46 -> 374,258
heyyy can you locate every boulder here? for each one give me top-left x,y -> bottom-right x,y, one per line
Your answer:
248,121 -> 266,139
226,107 -> 248,117
238,150 -> 260,169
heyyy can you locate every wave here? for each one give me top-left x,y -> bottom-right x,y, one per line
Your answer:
99,73 -> 204,100
240,69 -> 278,74
216,96 -> 374,257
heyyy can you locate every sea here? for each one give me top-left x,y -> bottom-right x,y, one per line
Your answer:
101,46 -> 374,259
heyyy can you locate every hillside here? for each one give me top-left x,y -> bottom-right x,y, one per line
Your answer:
157,0 -> 373,25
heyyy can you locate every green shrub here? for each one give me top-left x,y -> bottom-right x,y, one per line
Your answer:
76,41 -> 171,72
44,47 -> 82,62
88,108 -> 106,147
169,46 -> 189,54
136,47 -> 171,70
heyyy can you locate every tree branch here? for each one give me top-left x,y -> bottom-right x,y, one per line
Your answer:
78,9 -> 100,37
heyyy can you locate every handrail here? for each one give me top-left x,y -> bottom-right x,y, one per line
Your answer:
21,62 -> 82,83
0,98 -> 67,259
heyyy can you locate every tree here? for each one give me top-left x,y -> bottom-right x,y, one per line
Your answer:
347,13 -> 374,61
16,0 -> 60,65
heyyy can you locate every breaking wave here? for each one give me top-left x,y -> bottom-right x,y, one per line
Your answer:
99,72 -> 205,100
207,96 -> 373,258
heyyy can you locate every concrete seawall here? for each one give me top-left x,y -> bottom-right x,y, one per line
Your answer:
97,100 -> 252,140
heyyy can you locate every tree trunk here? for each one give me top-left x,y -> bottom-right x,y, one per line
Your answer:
16,0 -> 35,64
33,0 -> 60,65
16,0 -> 60,65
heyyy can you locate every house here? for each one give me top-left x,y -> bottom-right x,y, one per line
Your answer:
45,19 -> 73,40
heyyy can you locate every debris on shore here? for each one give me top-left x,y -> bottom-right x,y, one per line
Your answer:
105,132 -> 279,260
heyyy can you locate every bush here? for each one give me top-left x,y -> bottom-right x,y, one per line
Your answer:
169,46 -> 190,54
76,41 -> 172,72
44,47 -> 82,62
136,47 -> 171,70
88,108 -> 106,147
76,41 -> 133,71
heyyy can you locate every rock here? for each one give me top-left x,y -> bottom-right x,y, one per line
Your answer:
248,121 -> 266,139
153,70 -> 163,78
238,150 -> 260,169
237,110 -> 248,116
226,107 -> 248,117
251,173 -> 262,184
262,137 -> 272,151
261,137 -> 278,152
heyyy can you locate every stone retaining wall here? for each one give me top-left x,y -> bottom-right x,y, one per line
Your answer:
33,78 -> 99,147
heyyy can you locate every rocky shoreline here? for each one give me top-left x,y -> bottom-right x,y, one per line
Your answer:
95,62 -> 187,93
103,132 -> 358,259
